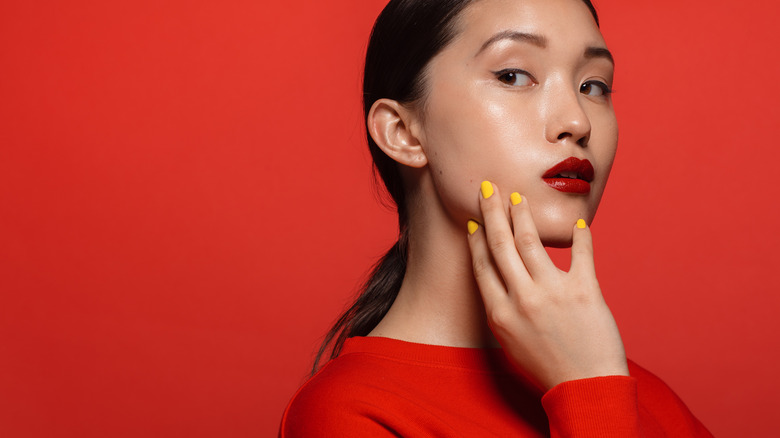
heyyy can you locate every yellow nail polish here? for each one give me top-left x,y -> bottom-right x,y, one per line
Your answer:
468,220 -> 479,235
576,219 -> 587,229
480,181 -> 493,199
510,192 -> 522,205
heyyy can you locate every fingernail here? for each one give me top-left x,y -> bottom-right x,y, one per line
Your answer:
480,181 -> 493,199
576,219 -> 587,229
510,192 -> 522,205
467,220 -> 479,235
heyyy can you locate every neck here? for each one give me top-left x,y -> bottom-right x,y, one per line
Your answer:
368,172 -> 498,348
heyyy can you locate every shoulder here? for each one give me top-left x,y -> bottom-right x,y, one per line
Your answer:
284,350 -> 387,410
279,337 -> 478,437
279,350 -> 409,438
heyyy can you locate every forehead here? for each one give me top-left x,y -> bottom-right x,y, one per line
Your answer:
452,0 -> 606,53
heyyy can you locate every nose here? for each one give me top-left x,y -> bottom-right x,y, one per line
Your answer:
544,84 -> 591,148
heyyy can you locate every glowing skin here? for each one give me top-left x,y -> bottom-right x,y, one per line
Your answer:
416,0 -> 617,246
368,0 -> 621,365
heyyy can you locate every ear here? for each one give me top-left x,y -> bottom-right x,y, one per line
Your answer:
367,98 -> 427,168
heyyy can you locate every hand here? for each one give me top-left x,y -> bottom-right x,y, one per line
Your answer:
466,181 -> 629,391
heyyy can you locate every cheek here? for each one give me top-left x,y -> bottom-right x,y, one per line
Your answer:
423,143 -> 483,224
591,112 -> 619,185
421,94 -> 484,215
421,115 -> 548,225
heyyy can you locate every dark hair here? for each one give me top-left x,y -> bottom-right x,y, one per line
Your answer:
312,0 -> 600,374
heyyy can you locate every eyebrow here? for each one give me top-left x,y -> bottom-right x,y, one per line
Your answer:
474,30 -> 615,66
584,46 -> 615,66
475,31 -> 547,57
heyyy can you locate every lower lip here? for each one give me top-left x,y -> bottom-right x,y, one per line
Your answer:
543,178 -> 591,194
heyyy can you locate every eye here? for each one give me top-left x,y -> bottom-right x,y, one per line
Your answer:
494,69 -> 535,87
580,80 -> 612,97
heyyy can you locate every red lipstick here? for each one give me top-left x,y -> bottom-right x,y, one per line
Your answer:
542,157 -> 594,194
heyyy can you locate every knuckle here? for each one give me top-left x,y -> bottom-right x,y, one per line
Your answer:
570,289 -> 593,305
489,306 -> 512,328
472,257 -> 491,279
487,234 -> 512,254
564,278 -> 602,305
515,231 -> 537,250
572,243 -> 592,256
518,294 -> 543,314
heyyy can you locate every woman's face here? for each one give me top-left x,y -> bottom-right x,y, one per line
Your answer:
416,0 -> 617,247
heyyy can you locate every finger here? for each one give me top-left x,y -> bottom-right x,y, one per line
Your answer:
466,219 -> 509,311
570,218 -> 596,275
479,181 -> 529,290
507,193 -> 555,279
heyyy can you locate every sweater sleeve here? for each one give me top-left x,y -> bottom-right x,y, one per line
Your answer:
541,365 -> 714,438
542,375 -> 643,438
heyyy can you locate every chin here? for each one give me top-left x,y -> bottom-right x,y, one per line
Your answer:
539,234 -> 574,248
535,216 -> 587,248
531,197 -> 598,248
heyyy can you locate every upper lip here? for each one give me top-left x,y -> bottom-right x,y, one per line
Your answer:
542,157 -> 595,182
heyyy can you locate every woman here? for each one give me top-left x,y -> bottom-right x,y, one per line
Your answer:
281,0 -> 712,436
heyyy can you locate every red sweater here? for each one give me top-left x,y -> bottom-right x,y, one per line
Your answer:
280,337 -> 712,437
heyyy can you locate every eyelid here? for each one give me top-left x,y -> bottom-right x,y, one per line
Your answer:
493,67 -> 532,76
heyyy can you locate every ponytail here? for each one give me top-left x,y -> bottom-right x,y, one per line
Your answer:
311,229 -> 408,374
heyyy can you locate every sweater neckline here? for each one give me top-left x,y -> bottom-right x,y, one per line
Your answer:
341,336 -> 514,373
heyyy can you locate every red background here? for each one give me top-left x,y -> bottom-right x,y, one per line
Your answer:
1,1 -> 778,437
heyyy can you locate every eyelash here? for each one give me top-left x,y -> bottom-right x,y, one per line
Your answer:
492,68 -> 614,97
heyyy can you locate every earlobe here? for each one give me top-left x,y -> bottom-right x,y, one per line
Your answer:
367,98 -> 427,168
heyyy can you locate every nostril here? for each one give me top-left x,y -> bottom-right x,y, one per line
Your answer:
555,131 -> 589,147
